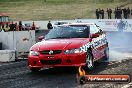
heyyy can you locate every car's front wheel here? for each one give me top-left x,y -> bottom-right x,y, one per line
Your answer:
85,50 -> 94,70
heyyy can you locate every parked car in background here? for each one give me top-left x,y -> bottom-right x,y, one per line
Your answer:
23,23 -> 40,31
52,21 -> 69,28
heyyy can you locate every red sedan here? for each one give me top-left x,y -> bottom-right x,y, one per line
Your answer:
28,23 -> 109,72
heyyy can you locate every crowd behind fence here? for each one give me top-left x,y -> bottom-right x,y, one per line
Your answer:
0,21 -> 36,32
96,7 -> 132,19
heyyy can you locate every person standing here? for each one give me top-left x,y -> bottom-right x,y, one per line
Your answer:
116,7 -> 122,19
95,9 -> 99,19
9,21 -> 16,31
15,22 -> 19,31
131,8 -> 132,15
122,8 -> 127,19
119,8 -> 122,19
31,21 -> 36,30
127,7 -> 130,19
1,22 -> 5,31
5,22 -> 9,32
114,8 -> 117,19
0,22 -> 2,30
107,8 -> 112,19
131,8 -> 132,18
47,21 -> 53,30
101,9 -> 104,19
19,21 -> 22,31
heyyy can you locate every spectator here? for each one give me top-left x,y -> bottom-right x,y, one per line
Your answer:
131,8 -> 132,16
15,22 -> 19,31
109,8 -> 112,19
31,21 -> 36,30
127,7 -> 130,18
1,22 -> 5,31
95,9 -> 99,19
0,22 -> 2,30
5,22 -> 9,32
47,21 -> 53,30
96,9 -> 99,19
106,8 -> 112,19
95,7 -> 132,19
19,21 -> 22,31
114,8 -> 117,19
116,7 -> 122,19
101,9 -> 104,19
9,21 -> 16,31
2,22 -> 4,29
122,8 -> 127,19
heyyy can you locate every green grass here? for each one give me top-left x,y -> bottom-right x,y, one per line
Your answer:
0,0 -> 132,20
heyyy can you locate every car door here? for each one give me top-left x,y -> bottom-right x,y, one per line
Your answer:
90,24 -> 106,61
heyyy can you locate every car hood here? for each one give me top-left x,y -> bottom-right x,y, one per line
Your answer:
31,38 -> 90,51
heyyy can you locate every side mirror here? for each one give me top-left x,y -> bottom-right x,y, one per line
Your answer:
91,34 -> 99,38
38,36 -> 44,41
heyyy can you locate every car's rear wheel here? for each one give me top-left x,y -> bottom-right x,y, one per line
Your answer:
85,50 -> 94,70
30,67 -> 41,72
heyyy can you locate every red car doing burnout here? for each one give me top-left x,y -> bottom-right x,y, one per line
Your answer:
28,23 -> 109,72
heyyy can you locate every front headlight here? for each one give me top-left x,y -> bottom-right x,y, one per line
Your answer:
29,51 -> 39,56
64,48 -> 82,54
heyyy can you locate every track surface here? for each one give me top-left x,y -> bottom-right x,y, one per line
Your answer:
0,31 -> 132,88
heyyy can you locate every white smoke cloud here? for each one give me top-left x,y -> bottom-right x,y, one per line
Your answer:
107,31 -> 132,61
109,50 -> 132,61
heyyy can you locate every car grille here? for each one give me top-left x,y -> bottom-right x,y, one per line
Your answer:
40,50 -> 62,55
40,59 -> 62,65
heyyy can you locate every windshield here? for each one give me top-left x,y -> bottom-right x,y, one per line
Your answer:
45,26 -> 90,40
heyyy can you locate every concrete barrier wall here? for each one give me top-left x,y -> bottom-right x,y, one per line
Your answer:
21,19 -> 132,32
0,50 -> 15,62
0,30 -> 35,53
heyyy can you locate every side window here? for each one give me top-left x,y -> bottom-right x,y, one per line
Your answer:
90,25 -> 100,34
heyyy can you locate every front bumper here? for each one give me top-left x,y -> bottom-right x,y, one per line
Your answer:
28,53 -> 86,68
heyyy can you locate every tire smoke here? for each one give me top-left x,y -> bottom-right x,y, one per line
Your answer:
107,31 -> 132,61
